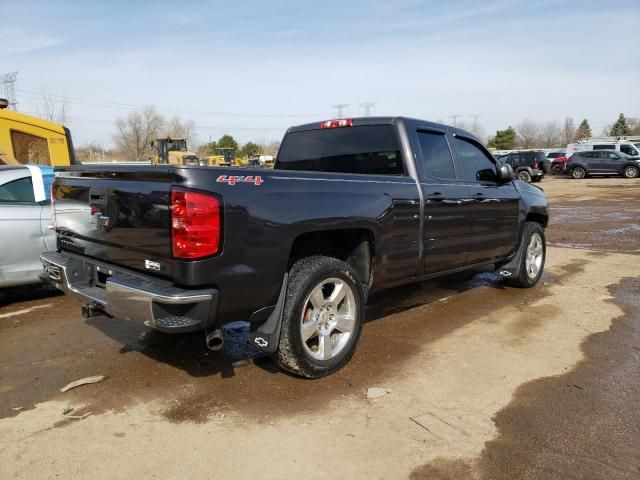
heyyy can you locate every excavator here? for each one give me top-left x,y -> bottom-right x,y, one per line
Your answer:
150,137 -> 200,166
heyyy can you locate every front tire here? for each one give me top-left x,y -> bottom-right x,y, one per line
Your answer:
571,167 -> 586,179
622,165 -> 639,178
273,256 -> 364,378
504,222 -> 546,288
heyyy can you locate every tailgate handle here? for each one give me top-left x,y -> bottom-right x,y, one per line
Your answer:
89,187 -> 108,208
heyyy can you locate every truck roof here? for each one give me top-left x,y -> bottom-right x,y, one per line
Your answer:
286,116 -> 481,142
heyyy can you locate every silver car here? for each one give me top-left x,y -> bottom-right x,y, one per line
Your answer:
0,165 -> 56,287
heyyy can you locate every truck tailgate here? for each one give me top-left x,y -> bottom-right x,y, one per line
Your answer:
53,166 -> 174,278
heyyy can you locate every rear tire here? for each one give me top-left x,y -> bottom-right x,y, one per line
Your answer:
517,170 -> 532,182
552,164 -> 563,174
571,167 -> 586,179
504,222 -> 546,288
622,165 -> 639,178
273,256 -> 364,378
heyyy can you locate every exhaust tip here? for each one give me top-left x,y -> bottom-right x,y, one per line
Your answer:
205,329 -> 224,351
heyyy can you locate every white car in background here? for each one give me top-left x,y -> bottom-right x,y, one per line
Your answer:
0,165 -> 57,287
566,140 -> 640,158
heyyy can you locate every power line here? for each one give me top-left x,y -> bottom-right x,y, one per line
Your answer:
332,104 -> 349,118
360,101 -> 377,117
1,72 -> 18,111
15,88 -> 326,119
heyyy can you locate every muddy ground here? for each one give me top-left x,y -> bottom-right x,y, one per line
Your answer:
0,177 -> 638,479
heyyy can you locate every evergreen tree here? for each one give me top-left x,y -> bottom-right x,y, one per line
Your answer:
239,141 -> 261,157
488,127 -> 517,150
610,113 -> 631,136
574,119 -> 592,141
217,134 -> 238,151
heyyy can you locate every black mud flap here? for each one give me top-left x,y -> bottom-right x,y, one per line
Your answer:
497,235 -> 526,279
248,274 -> 288,354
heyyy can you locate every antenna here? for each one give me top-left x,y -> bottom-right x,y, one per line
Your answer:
332,104 -> 349,118
360,101 -> 377,117
0,72 -> 18,111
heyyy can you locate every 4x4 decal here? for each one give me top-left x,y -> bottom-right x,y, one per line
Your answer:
216,175 -> 264,186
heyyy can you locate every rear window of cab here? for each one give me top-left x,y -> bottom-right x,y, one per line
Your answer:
276,125 -> 404,175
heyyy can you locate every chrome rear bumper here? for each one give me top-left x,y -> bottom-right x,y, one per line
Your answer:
41,251 -> 218,333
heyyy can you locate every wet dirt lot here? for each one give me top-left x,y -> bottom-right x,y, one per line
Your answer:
1,177 -> 639,480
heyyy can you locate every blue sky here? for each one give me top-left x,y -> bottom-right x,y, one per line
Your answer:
2,0 -> 639,147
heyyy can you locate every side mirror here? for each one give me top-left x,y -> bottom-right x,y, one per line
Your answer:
498,164 -> 515,182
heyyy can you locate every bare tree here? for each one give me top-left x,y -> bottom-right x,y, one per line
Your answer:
163,116 -> 197,146
260,140 -> 280,157
113,106 -> 164,161
628,117 -> 640,135
457,119 -> 487,143
516,119 -> 540,148
561,117 -> 575,146
35,88 -> 70,125
540,121 -> 561,148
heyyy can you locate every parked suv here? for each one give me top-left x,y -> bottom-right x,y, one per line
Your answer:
566,150 -> 640,179
498,150 -> 550,182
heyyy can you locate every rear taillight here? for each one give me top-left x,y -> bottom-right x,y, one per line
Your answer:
320,118 -> 353,128
171,189 -> 221,259
532,162 -> 539,169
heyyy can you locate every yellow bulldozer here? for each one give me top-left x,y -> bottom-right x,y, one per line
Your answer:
150,137 -> 200,166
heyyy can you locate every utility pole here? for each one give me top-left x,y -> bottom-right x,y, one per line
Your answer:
471,114 -> 481,132
0,72 -> 18,111
332,104 -> 349,118
449,114 -> 460,127
360,101 -> 377,117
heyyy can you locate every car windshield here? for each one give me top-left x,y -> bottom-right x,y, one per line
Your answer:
618,151 -> 631,159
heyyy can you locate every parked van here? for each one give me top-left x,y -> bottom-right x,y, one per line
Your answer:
0,98 -> 76,167
566,139 -> 640,158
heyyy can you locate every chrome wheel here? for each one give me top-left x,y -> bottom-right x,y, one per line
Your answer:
300,278 -> 356,361
623,166 -> 639,178
525,232 -> 544,279
572,167 -> 585,179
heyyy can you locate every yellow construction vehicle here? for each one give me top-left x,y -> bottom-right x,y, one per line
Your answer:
150,137 -> 200,165
202,147 -> 236,167
0,98 -> 75,166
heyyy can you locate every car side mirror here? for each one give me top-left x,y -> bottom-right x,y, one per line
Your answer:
498,164 -> 515,182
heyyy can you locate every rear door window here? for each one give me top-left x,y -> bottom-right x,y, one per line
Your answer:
416,131 -> 456,180
276,125 -> 404,175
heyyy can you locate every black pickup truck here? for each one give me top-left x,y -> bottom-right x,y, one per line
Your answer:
42,117 -> 549,378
